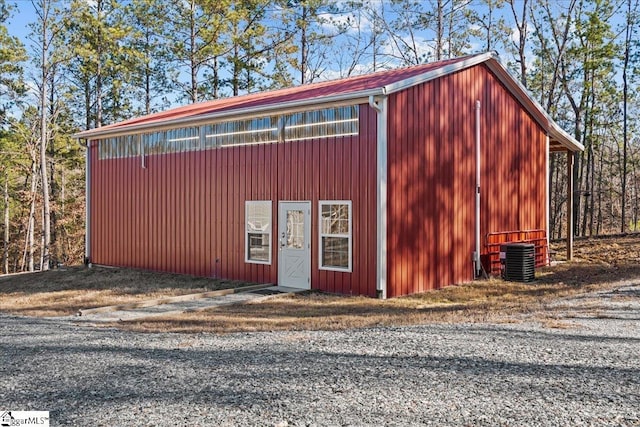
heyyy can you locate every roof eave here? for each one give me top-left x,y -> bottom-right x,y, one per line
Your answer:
72,88 -> 385,140
548,122 -> 584,152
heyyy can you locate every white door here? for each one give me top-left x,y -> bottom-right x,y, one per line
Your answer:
278,201 -> 311,289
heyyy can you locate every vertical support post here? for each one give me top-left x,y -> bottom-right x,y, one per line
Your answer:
545,134 -> 550,264
474,100 -> 481,277
566,150 -> 574,261
84,140 -> 91,266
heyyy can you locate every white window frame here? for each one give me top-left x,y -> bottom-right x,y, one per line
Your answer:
319,200 -> 352,272
245,200 -> 272,265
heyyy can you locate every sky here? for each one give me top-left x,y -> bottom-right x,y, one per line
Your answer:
6,1 -> 34,44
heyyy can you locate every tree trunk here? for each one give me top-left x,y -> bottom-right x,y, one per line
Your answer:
595,147 -> 604,235
213,56 -> 219,99
39,0 -> 51,271
96,0 -> 104,127
96,62 -> 102,125
632,159 -> 639,230
508,0 -> 529,87
23,159 -> 38,272
190,0 -> 198,103
436,0 -> 444,60
232,35 -> 240,96
48,63 -> 57,264
621,0 -> 632,233
60,168 -> 66,263
145,30 -> 152,115
571,114 -> 582,238
85,80 -> 91,131
300,5 -> 308,84
3,173 -> 9,274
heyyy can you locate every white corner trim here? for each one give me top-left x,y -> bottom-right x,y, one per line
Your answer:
84,141 -> 91,263
370,96 -> 388,299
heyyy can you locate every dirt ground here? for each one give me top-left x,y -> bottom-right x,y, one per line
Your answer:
1,234 -> 639,332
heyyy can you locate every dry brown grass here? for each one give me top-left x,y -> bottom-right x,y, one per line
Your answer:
0,266 -> 256,316
2,235 -> 639,332
112,276 -> 597,333
117,234 -> 640,333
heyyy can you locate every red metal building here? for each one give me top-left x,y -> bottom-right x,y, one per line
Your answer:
74,52 -> 582,298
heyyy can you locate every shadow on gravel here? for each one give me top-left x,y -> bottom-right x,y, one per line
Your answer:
2,318 -> 638,427
455,324 -> 640,343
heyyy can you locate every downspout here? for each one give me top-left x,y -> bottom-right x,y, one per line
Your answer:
369,95 -> 388,299
78,138 -> 91,267
140,134 -> 146,169
545,134 -> 550,263
474,100 -> 482,278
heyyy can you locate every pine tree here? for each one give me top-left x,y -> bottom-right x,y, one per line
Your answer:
0,0 -> 26,123
620,0 -> 640,232
127,0 -> 174,114
166,0 -> 232,102
63,0 -> 137,128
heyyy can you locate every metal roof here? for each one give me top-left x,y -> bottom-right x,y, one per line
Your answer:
73,52 -> 583,152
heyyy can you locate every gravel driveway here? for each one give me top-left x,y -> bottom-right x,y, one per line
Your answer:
1,312 -> 638,427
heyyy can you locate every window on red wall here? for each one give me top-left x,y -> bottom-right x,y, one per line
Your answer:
319,201 -> 352,272
245,201 -> 272,264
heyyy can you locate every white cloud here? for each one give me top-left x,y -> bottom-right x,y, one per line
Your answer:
317,62 -> 376,81
318,10 -> 374,35
511,26 -> 521,43
382,34 -> 437,64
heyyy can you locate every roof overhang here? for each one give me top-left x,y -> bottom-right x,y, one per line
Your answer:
73,52 -> 584,153
72,90 -> 383,141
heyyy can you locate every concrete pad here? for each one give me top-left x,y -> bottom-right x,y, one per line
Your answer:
73,284 -> 307,323
78,283 -> 275,316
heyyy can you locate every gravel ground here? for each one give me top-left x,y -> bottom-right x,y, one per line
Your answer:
1,313 -> 639,427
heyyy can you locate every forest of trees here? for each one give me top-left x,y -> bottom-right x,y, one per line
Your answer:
0,0 -> 638,273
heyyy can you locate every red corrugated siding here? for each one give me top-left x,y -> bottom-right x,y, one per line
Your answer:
386,64 -> 547,297
89,103 -> 378,296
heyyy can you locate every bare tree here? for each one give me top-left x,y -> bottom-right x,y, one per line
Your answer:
31,0 -> 57,270
621,0 -> 639,232
507,0 -> 530,87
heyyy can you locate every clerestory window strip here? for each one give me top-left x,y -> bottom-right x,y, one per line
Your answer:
97,105 -> 360,160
